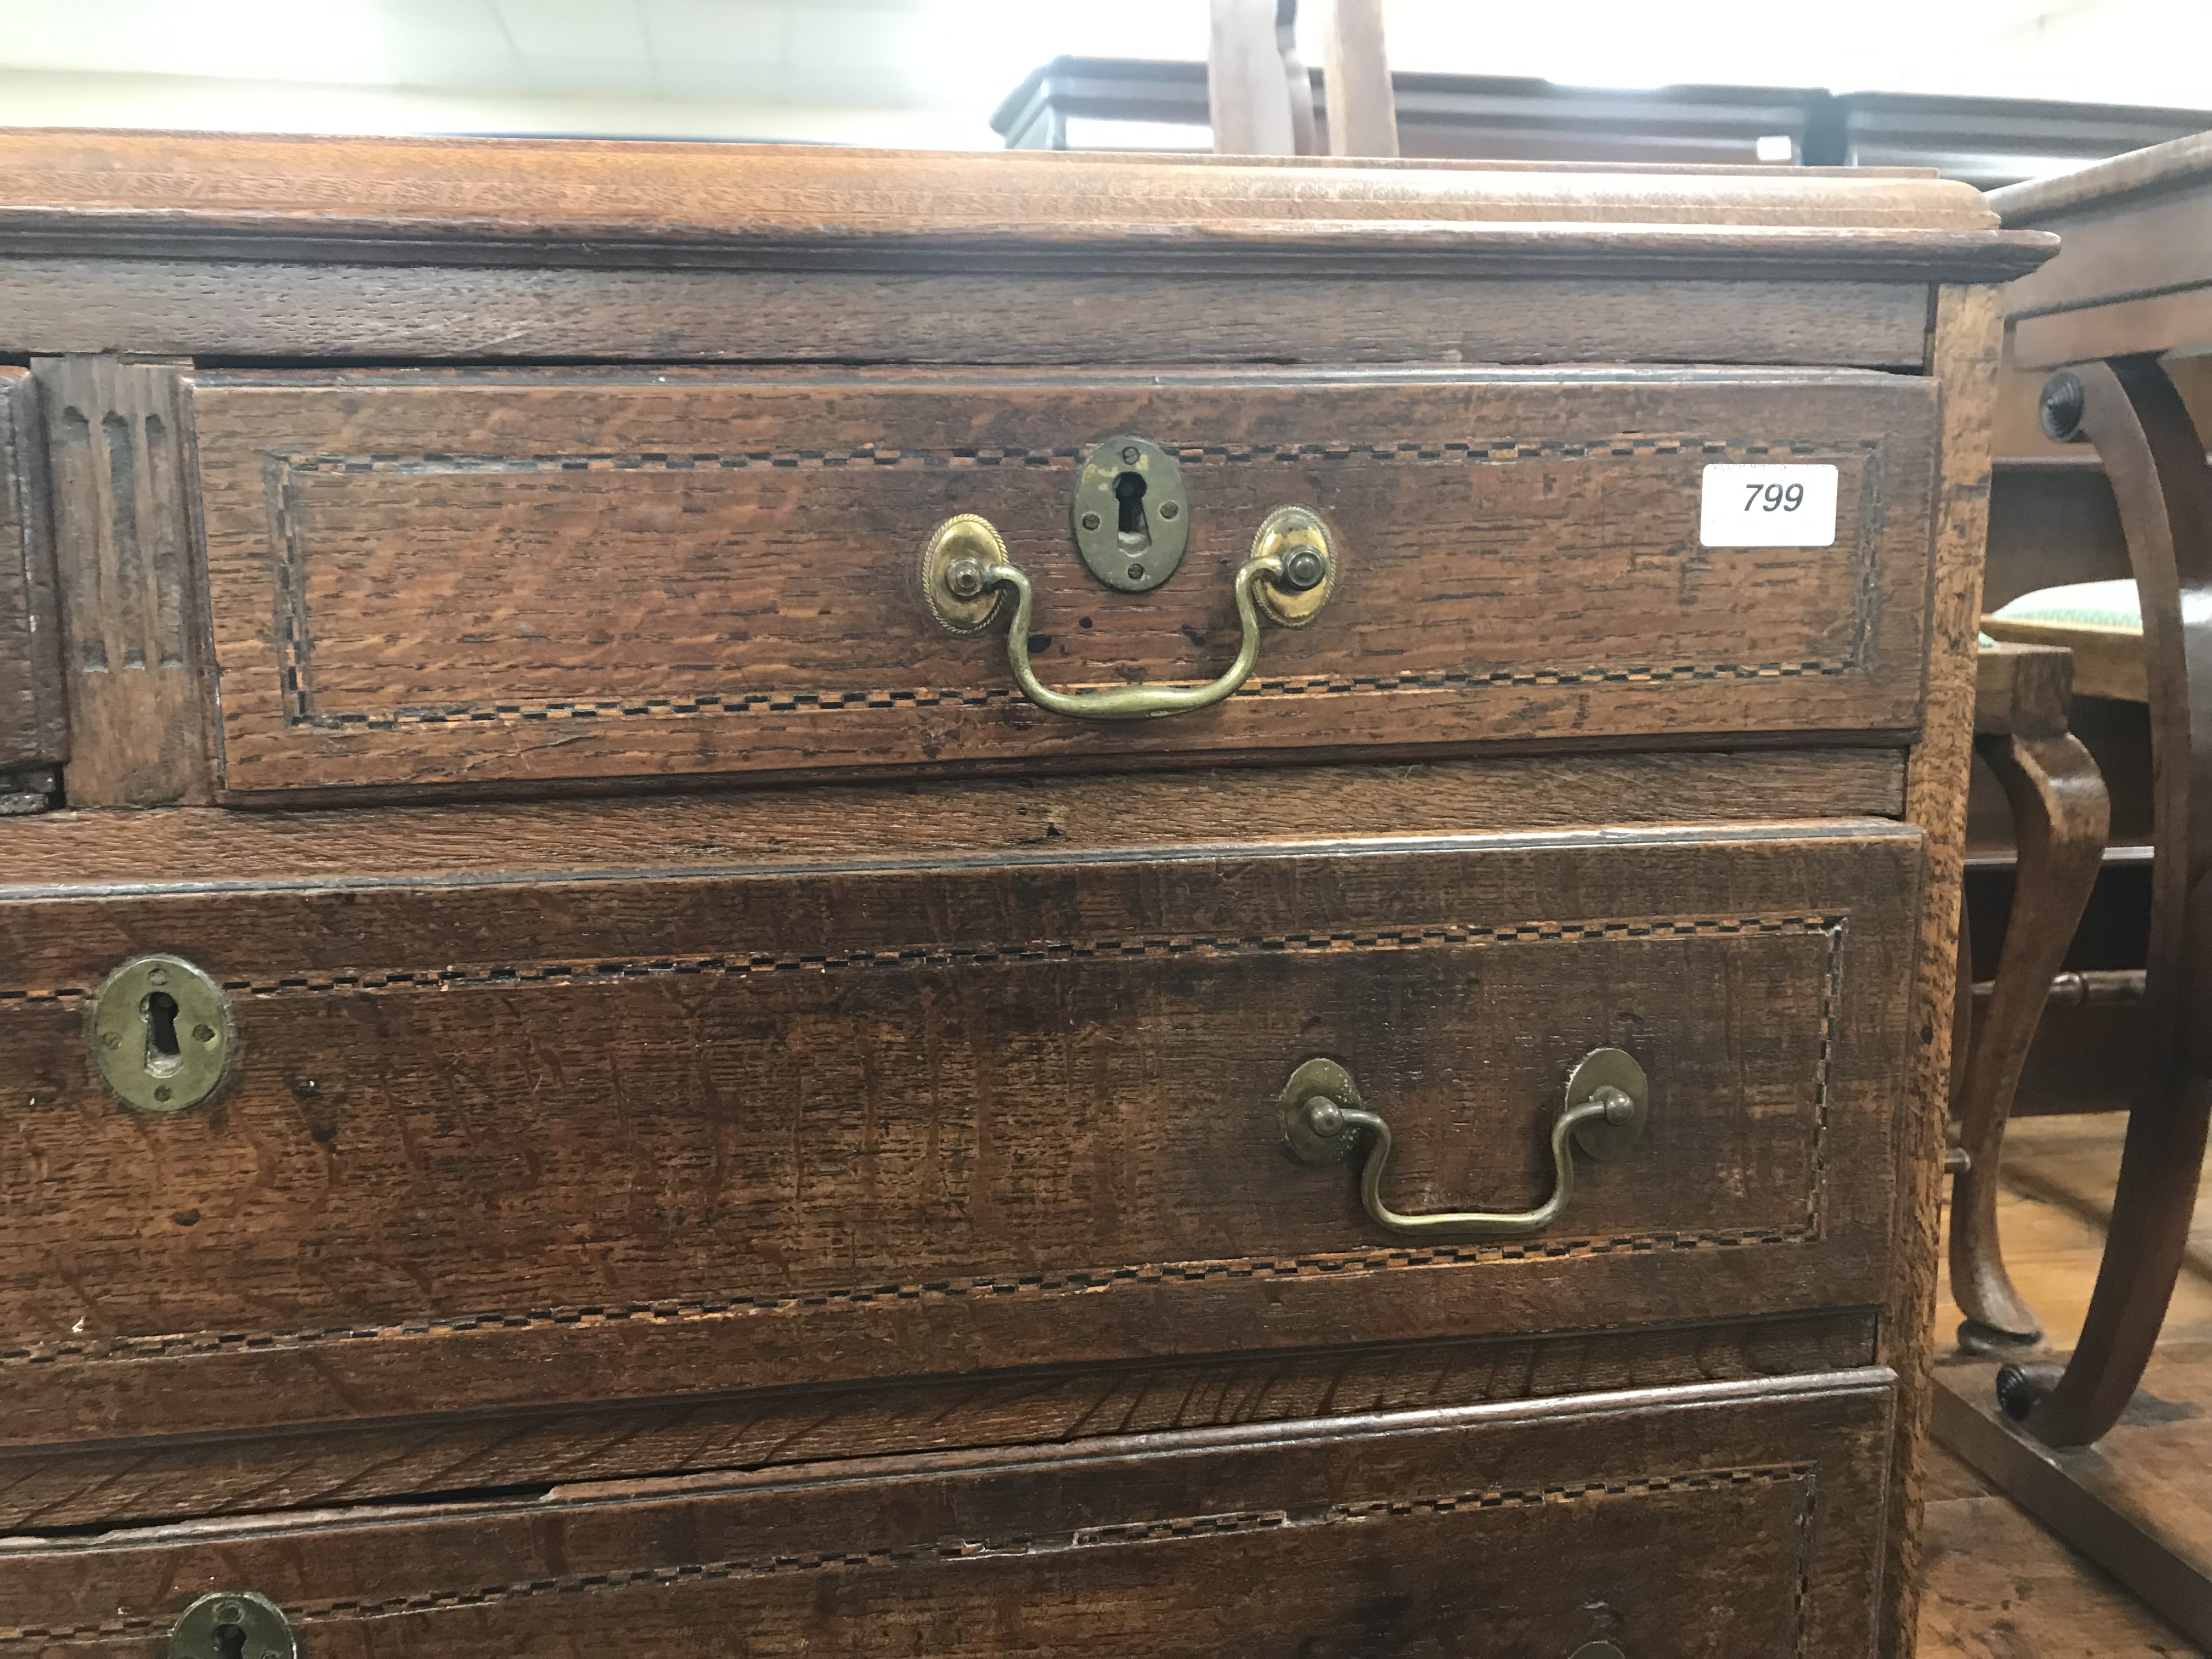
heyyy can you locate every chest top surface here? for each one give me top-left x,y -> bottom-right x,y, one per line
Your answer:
0,127 -> 2050,280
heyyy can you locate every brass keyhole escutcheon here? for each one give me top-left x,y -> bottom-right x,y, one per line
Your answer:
167,1590 -> 296,1659
89,953 -> 235,1114
1071,434 -> 1188,593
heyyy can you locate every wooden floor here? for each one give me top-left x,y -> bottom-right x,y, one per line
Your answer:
1920,1112 -> 2212,1658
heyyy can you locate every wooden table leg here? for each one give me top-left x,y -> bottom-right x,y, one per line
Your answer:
1998,357 -> 2212,1447
1950,729 -> 2109,1346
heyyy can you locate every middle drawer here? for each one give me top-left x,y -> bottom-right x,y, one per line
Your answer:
2,818 -> 1921,1451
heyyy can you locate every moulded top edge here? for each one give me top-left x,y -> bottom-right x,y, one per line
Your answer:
0,126 -> 2032,253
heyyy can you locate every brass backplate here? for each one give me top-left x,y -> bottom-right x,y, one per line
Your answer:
1071,435 -> 1189,593
168,1590 -> 296,1659
88,953 -> 235,1115
1564,1046 -> 1649,1162
920,514 -> 1010,636
1279,1056 -> 1363,1167
1250,505 -> 1340,626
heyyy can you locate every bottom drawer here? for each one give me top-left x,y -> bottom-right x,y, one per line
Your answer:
7,1368 -> 1894,1658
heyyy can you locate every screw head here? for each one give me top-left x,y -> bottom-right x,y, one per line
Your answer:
1305,1097 -> 1345,1137
194,1024 -> 216,1042
944,558 -> 986,600
1126,563 -> 1145,582
102,1031 -> 121,1050
1158,501 -> 1179,520
1120,445 -> 1141,465
1995,1363 -> 2038,1420
216,1604 -> 244,1626
146,967 -> 168,987
2039,371 -> 2087,443
1079,511 -> 1101,531
1280,546 -> 1328,591
153,1085 -> 172,1103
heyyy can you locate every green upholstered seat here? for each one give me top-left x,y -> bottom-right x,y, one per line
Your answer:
1982,579 -> 2145,702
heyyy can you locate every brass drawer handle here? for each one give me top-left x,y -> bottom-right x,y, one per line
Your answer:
1281,1048 -> 1649,1238
921,505 -> 1339,721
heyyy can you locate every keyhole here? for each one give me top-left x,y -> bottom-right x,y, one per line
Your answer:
1113,471 -> 1150,551
142,990 -> 182,1078
212,1623 -> 248,1659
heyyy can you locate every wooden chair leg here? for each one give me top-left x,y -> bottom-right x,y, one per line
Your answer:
1209,0 -> 1314,157
1950,730 -> 2109,1346
1320,0 -> 1398,158
1999,357 -> 2212,1447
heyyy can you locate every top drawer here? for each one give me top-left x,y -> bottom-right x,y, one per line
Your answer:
189,365 -> 1939,799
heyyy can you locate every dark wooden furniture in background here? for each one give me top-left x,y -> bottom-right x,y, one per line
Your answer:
1949,641 -> 2109,1351
0,133 -> 2045,1656
1969,455 -> 2151,1124
1932,130 -> 2212,1652
992,55 -> 2212,185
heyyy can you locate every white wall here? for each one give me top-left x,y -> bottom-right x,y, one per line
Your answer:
0,0 -> 2203,149
0,68 -> 984,147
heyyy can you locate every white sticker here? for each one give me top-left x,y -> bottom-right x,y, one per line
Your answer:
1699,464 -> 1839,548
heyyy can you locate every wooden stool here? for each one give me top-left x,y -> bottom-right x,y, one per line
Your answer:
1934,144 -> 2212,1633
1971,360 -> 2212,1449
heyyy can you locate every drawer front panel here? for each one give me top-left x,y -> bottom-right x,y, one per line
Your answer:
1,1371 -> 1895,1659
0,821 -> 1920,1444
187,366 -> 1940,797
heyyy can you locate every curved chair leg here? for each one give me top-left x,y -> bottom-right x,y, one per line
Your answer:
1951,730 -> 2109,1346
2000,358 -> 2212,1447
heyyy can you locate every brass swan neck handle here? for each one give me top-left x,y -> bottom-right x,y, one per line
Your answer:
1280,1048 -> 1650,1239
921,506 -> 1339,723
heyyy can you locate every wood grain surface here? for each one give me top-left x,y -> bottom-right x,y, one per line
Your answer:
0,129 -> 2052,282
0,821 -> 1921,1447
0,1308 -> 1877,1531
1948,726 -> 2108,1344
1974,641 -> 2076,741
32,356 -> 211,805
1936,1347 -> 2212,1651
1923,1128 -> 2212,1657
0,260 -> 1940,370
0,131 -> 2030,1659
0,748 -> 1910,887
1919,1480 -> 2208,1659
1989,129 -> 2212,223
183,365 -> 1941,799
0,368 -> 62,772
1994,133 -> 2212,371
0,1370 -> 1897,1659
1887,281 -> 2006,1659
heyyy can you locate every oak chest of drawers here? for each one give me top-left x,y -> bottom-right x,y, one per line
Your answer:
0,133 -> 2049,1657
